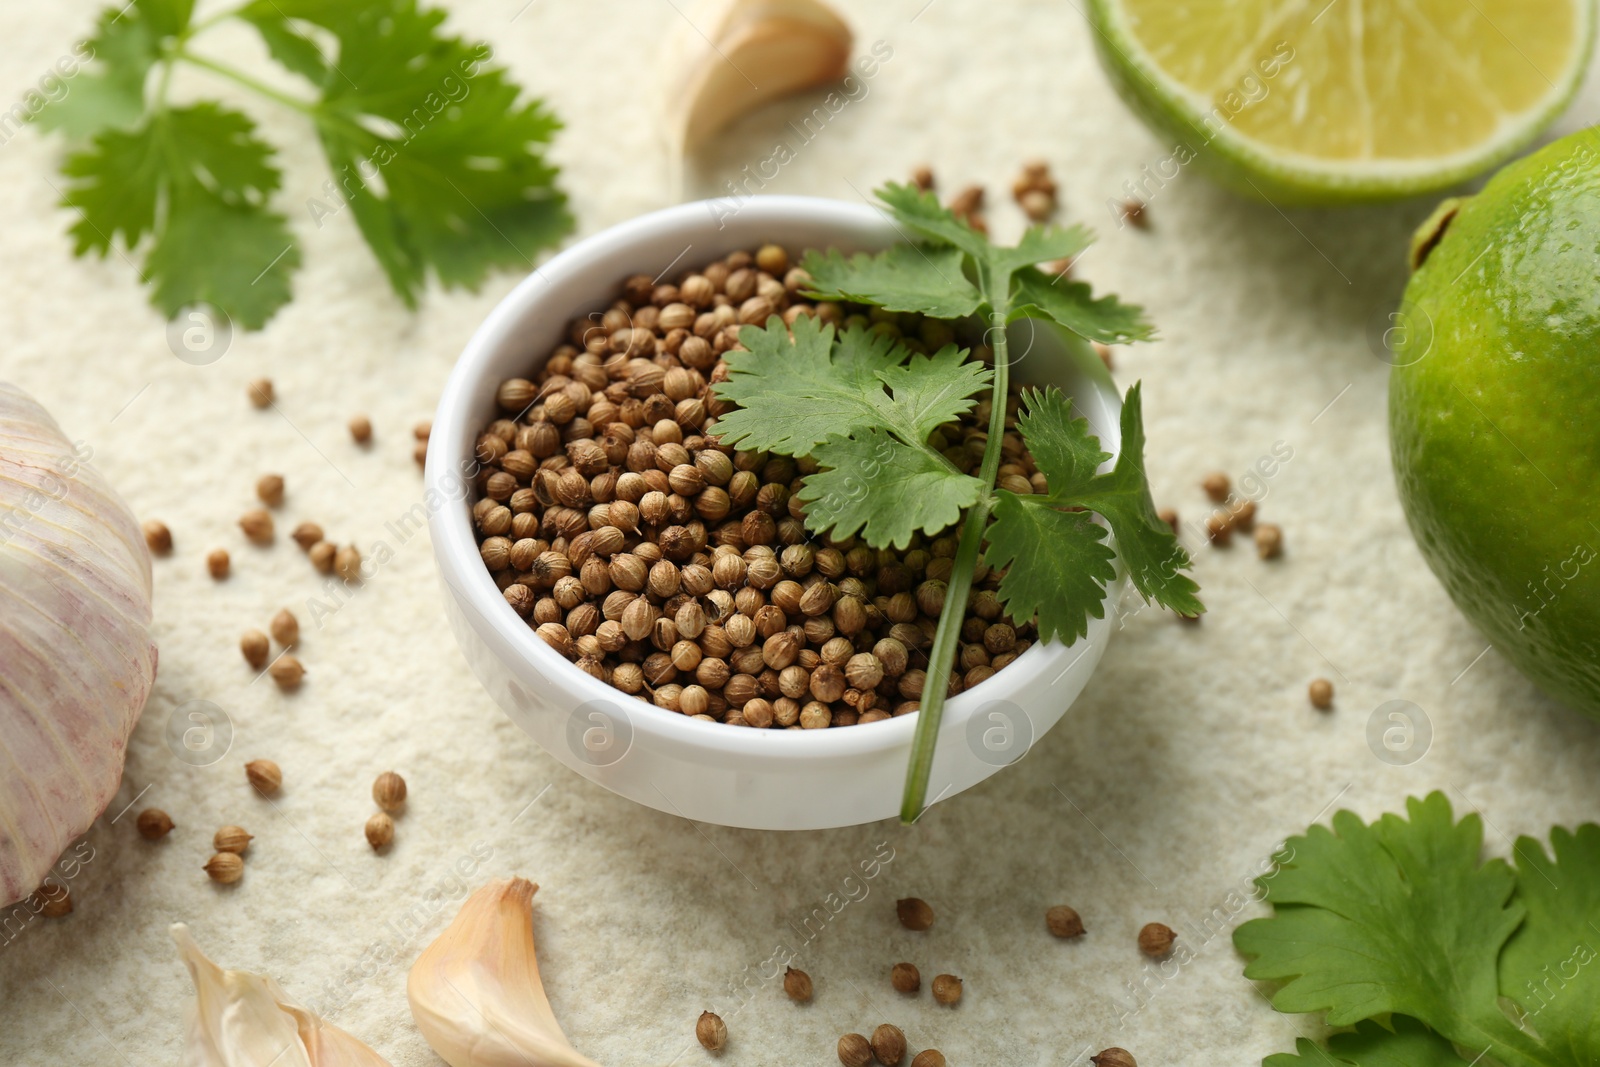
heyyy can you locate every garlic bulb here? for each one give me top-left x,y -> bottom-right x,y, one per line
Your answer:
172,923 -> 393,1067
663,0 -> 853,153
408,878 -> 601,1067
0,382 -> 158,907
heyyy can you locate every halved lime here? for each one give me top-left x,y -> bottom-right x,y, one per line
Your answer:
1086,0 -> 1595,203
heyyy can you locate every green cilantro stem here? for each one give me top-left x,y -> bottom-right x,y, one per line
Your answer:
175,50 -> 319,116
900,310 -> 1011,824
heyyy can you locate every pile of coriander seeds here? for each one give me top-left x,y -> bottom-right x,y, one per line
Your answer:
469,244 -> 1040,729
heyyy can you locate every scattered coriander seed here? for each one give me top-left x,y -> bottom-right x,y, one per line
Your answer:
1201,471 -> 1230,501
911,163 -> 935,191
782,965 -> 812,1002
911,1051 -> 946,1067
207,548 -> 230,579
373,771 -> 407,812
245,759 -> 282,796
365,812 -> 395,850
696,1010 -> 727,1052
1309,677 -> 1334,710
1092,1049 -> 1137,1067
256,473 -> 285,507
292,522 -> 324,550
1230,498 -> 1257,530
897,897 -> 934,931
204,852 -> 244,884
891,961 -> 920,993
871,1023 -> 907,1066
269,655 -> 305,691
1121,198 -> 1148,228
1138,922 -> 1175,958
239,508 -> 274,545
1256,523 -> 1284,559
309,541 -> 337,574
270,608 -> 299,647
349,414 -> 373,443
931,973 -> 963,1005
1047,905 -> 1086,938
142,520 -> 173,555
414,420 -> 432,440
213,826 -> 253,854
334,544 -> 363,581
838,1033 -> 873,1067
240,629 -> 270,669
34,886 -> 72,918
1205,511 -> 1233,545
247,378 -> 273,408
136,808 -> 174,840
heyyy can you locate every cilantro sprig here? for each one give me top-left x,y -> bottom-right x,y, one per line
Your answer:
37,0 -> 570,329
1236,792 -> 1600,1067
711,183 -> 1200,823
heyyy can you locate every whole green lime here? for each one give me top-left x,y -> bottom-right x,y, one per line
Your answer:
1390,127 -> 1600,718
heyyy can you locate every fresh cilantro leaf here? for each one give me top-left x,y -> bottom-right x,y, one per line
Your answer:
256,0 -> 570,306
875,181 -> 992,262
1265,1019 -> 1470,1067
1017,384 -> 1201,616
713,317 -> 990,457
988,222 -> 1095,279
800,244 -> 983,319
983,496 -> 1116,643
32,7 -> 161,140
1009,267 -> 1157,344
237,7 -> 329,83
61,103 -> 298,328
1500,825 -> 1600,1063
800,430 -> 983,549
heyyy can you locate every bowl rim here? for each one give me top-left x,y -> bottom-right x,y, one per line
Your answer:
427,194 -> 1121,764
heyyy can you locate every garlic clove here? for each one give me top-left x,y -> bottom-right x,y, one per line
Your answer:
407,878 -> 600,1067
172,924 -> 393,1067
664,0 -> 853,153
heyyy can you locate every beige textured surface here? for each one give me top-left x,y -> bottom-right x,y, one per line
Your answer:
2,2 -> 1599,1064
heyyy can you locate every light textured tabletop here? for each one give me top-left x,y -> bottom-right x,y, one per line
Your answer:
3,2 -> 1599,1064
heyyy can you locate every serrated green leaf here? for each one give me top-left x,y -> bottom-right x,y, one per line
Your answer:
1009,266 -> 1156,344
875,181 -> 991,262
1021,384 -> 1200,616
987,222 -> 1094,279
265,0 -> 570,305
800,244 -> 982,319
982,494 -> 1116,644
31,8 -> 160,140
238,5 -> 329,83
800,430 -> 982,549
1264,1019 -> 1471,1067
1500,825 -> 1600,1062
61,103 -> 297,328
1235,794 -> 1526,1056
713,318 -> 989,456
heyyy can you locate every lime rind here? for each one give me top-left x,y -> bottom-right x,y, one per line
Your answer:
1086,0 -> 1597,205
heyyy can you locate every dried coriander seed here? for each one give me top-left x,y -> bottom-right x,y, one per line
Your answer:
373,771 -> 407,812
1092,1050 -> 1137,1067
1202,471 -> 1230,501
1255,523 -> 1284,559
783,965 -> 812,1002
1309,678 -> 1334,709
34,886 -> 73,918
245,759 -> 282,795
365,811 -> 395,850
931,973 -> 963,1005
256,473 -> 285,507
247,378 -> 273,408
897,897 -> 934,931
891,961 -> 920,993
309,541 -> 336,573
911,1051 -> 946,1067
239,508 -> 274,545
213,826 -> 253,854
871,1024 -> 906,1066
1138,922 -> 1175,958
1047,905 -> 1086,938
240,629 -> 270,669
696,1010 -> 727,1052
207,548 -> 230,579
270,608 -> 299,647
136,808 -> 175,839
334,544 -> 362,581
204,852 -> 244,884
838,1033 -> 873,1067
142,520 -> 173,555
348,414 -> 373,443
269,655 -> 305,691
292,521 -> 324,550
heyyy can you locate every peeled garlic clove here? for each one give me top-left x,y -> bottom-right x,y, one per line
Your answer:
664,0 -> 853,153
0,382 -> 158,908
408,878 -> 600,1067
172,923 -> 393,1067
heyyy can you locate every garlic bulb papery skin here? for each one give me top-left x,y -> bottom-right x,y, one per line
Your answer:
408,878 -> 601,1067
0,382 -> 158,907
172,923 -> 394,1067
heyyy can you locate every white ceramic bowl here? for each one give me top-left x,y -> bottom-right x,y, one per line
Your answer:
427,196 -> 1125,830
